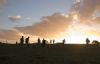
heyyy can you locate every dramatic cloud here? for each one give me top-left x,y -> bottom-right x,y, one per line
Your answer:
73,0 -> 100,21
15,13 -> 72,38
0,0 -> 7,7
0,29 -> 20,41
8,15 -> 21,22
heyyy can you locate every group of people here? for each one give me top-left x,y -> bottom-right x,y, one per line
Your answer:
37,38 -> 47,45
19,36 -> 66,46
19,36 -> 50,46
20,36 -> 30,45
37,38 -> 66,45
19,36 -> 99,46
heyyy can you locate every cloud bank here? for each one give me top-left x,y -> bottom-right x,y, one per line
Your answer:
73,0 -> 100,21
0,29 -> 20,40
15,13 -> 72,38
15,0 -> 100,39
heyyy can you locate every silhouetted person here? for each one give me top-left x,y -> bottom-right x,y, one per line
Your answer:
86,38 -> 90,45
62,39 -> 66,45
53,40 -> 55,44
25,37 -> 30,46
37,38 -> 41,45
42,38 -> 46,46
16,41 -> 18,44
20,36 -> 24,45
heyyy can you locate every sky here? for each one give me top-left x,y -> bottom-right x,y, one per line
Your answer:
0,0 -> 100,44
0,0 -> 73,29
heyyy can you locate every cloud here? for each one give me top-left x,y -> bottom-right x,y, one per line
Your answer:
8,15 -> 21,22
15,13 -> 72,38
0,0 -> 7,7
0,29 -> 20,40
73,0 -> 100,21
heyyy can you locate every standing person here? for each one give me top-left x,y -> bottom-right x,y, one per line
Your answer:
20,36 -> 24,45
37,38 -> 41,45
42,38 -> 46,46
16,41 -> 18,44
63,39 -> 66,45
25,37 -> 30,46
53,40 -> 55,44
86,38 -> 90,45
50,40 -> 52,44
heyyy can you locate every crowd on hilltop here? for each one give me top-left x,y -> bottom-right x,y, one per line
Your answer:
17,36 -> 100,46
0,36 -> 100,45
18,36 -> 66,46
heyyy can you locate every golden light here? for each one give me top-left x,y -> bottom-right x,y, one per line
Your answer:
73,14 -> 79,20
52,13 -> 100,44
55,21 -> 100,44
17,13 -> 100,44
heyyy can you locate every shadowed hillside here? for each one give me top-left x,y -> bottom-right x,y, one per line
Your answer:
0,44 -> 100,64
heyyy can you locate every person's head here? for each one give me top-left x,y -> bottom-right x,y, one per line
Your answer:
86,38 -> 89,40
22,36 -> 24,38
38,37 -> 40,39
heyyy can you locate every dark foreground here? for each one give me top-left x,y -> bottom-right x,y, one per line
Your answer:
0,44 -> 100,64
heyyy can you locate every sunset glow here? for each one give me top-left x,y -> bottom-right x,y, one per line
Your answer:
55,13 -> 100,44
0,0 -> 100,44
55,23 -> 100,44
73,14 -> 79,20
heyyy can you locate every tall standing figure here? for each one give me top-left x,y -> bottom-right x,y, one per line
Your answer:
62,39 -> 66,45
37,38 -> 41,45
86,38 -> 90,45
42,38 -> 46,46
20,36 -> 24,45
53,40 -> 55,44
25,37 -> 30,46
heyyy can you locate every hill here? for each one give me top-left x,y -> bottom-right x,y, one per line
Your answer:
0,44 -> 100,64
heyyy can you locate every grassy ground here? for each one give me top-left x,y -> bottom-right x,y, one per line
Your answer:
0,44 -> 100,64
